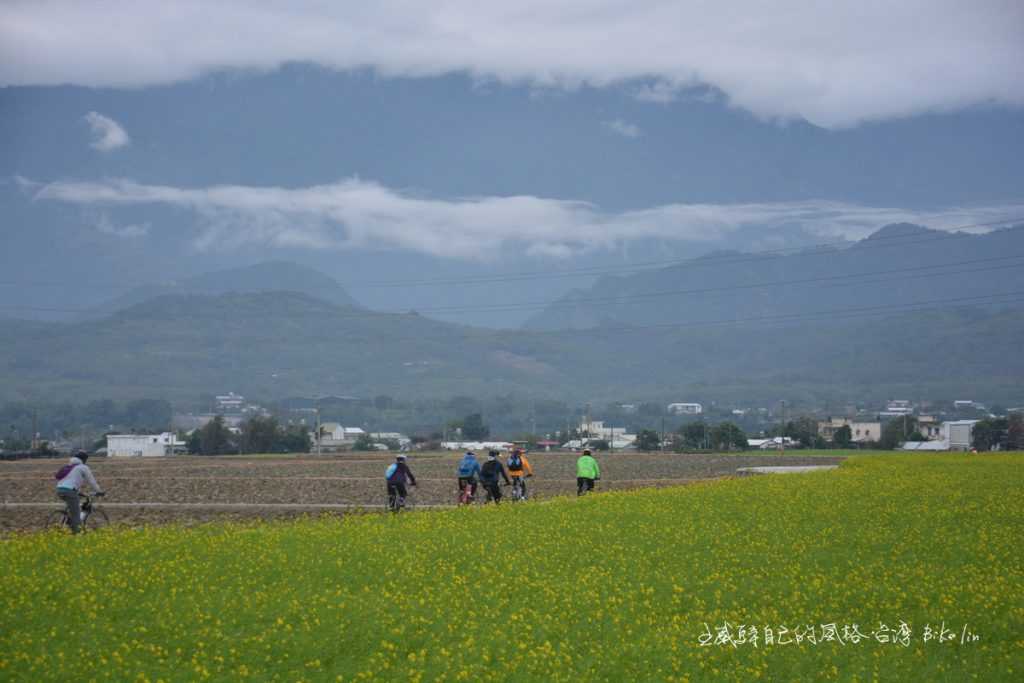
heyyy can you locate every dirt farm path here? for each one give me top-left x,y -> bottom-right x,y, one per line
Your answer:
1,451 -> 843,532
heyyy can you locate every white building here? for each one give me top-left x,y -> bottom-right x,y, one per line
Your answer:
747,437 -> 797,450
107,433 -> 185,457
879,400 -> 913,417
818,418 -> 882,443
370,432 -> 412,448
944,420 -> 979,450
667,403 -> 703,415
899,420 -> 979,451
917,416 -> 944,441
578,420 -> 637,448
442,441 -> 514,452
315,423 -> 367,450
215,392 -> 245,413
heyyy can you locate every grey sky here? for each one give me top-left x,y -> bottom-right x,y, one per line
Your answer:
1,4 -> 1023,326
2,1 -> 1022,127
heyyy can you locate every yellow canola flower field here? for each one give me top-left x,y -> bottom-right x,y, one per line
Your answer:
1,454 -> 1022,681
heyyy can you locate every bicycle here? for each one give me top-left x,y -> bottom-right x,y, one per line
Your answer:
509,476 -> 527,502
387,484 -> 412,513
46,492 -> 109,532
482,481 -> 507,504
457,479 -> 477,505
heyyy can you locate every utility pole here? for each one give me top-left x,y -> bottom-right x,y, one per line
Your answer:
661,416 -> 666,453
315,398 -> 321,457
780,400 -> 786,455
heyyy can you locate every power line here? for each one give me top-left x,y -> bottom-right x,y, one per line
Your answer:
0,217 -> 1021,292
379,254 -> 1024,315
11,289 -> 1023,347
346,217 -> 1024,288
3,251 -> 1023,319
482,289 -> 1020,339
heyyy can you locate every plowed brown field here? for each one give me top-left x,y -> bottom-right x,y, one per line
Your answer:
1,451 -> 843,532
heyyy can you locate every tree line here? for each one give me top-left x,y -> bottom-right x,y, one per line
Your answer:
186,415 -> 311,456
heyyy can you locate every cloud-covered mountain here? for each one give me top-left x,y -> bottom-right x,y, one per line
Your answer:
79,261 -> 359,319
522,224 -> 1024,330
3,2 -> 1022,127
3,65 -> 1023,328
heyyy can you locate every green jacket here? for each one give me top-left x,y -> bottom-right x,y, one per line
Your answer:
576,454 -> 600,479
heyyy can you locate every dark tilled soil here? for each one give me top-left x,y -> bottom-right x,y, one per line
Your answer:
1,452 -> 843,532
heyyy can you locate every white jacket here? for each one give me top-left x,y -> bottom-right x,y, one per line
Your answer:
56,457 -> 102,493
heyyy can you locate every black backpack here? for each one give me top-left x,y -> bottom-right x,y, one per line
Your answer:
508,453 -> 522,470
481,460 -> 498,479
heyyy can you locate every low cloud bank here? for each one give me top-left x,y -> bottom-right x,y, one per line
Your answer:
32,177 -> 1024,260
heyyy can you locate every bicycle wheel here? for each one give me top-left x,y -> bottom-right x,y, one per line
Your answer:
45,509 -> 68,531
83,508 -> 109,531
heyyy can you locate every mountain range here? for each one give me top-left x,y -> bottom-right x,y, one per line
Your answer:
76,260 -> 359,320
522,223 -> 1024,329
2,224 -> 1023,407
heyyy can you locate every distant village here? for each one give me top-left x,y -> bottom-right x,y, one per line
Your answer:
6,391 -> 1011,460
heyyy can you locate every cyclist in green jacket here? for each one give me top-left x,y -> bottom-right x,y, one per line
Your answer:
576,448 -> 600,496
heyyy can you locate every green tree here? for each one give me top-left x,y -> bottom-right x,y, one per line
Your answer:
635,429 -> 661,451
241,415 -> 280,454
197,415 -> 233,455
676,422 -> 707,450
122,399 -> 173,431
352,432 -> 376,451
638,402 -> 664,417
972,418 -> 1008,451
462,413 -> 490,440
784,416 -> 823,448
710,422 -> 748,451
279,424 -> 312,453
879,417 -> 918,450
833,424 -> 853,448
1007,414 -> 1024,450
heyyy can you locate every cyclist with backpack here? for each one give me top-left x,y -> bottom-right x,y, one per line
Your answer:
506,448 -> 533,500
457,451 -> 481,503
54,450 -> 104,534
576,448 -> 600,496
385,454 -> 417,511
480,450 -> 511,504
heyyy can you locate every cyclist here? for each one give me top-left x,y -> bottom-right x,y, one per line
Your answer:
54,450 -> 104,534
385,454 -> 417,511
506,448 -> 533,500
480,450 -> 511,504
457,451 -> 481,503
576,448 -> 600,496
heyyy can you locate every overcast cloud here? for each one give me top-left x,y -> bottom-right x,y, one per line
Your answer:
1,2 -> 1022,127
83,111 -> 130,151
30,177 -> 1024,260
603,120 -> 641,138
